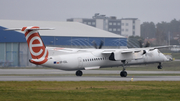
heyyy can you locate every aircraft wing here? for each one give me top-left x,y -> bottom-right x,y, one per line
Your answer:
149,45 -> 176,50
101,49 -> 141,54
101,49 -> 142,61
134,45 -> 176,51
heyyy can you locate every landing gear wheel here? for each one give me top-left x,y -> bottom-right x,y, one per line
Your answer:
120,71 -> 127,77
157,63 -> 162,69
76,70 -> 83,76
157,65 -> 162,69
120,60 -> 127,77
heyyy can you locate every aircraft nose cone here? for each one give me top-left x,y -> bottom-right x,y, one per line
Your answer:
169,57 -> 173,61
165,55 -> 173,61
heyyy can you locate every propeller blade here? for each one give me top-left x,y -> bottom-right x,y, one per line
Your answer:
99,40 -> 104,49
144,41 -> 150,47
138,40 -> 143,48
92,41 -> 97,49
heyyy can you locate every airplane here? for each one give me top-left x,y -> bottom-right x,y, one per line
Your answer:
5,26 -> 173,77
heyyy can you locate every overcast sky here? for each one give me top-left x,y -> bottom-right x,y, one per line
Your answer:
0,0 -> 180,24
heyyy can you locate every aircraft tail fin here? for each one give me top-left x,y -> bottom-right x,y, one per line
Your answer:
6,26 -> 54,65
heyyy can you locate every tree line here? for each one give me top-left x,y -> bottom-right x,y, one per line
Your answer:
141,19 -> 180,45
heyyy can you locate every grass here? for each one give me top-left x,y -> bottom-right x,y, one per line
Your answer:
162,52 -> 180,59
171,53 -> 180,59
0,81 -> 180,101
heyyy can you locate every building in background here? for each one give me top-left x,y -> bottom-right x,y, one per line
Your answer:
0,20 -> 127,67
67,13 -> 140,37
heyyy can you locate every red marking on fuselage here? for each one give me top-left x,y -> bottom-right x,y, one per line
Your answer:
54,48 -> 64,50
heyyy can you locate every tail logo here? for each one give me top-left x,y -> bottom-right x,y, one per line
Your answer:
29,36 -> 44,57
22,26 -> 48,65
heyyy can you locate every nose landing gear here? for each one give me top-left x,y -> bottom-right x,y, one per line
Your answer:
120,60 -> 127,77
157,63 -> 163,69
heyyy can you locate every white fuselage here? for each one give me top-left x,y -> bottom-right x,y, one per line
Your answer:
42,48 -> 170,71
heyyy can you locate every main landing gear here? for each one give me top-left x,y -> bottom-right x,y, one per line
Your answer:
120,60 -> 127,77
120,70 -> 127,77
157,62 -> 163,69
76,70 -> 83,76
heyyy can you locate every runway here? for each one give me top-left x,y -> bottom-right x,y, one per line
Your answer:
0,69 -> 180,81
1,76 -> 180,81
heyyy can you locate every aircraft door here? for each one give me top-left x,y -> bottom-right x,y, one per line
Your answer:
78,57 -> 83,68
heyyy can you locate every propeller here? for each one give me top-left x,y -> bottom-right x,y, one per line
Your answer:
92,41 -> 98,49
92,40 -> 104,49
144,41 -> 150,47
138,39 -> 143,48
138,39 -> 151,55
99,40 -> 104,49
138,39 -> 150,48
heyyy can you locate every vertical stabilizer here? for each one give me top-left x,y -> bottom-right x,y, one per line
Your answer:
21,26 -> 49,65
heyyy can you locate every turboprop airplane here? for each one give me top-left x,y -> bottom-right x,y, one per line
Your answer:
5,26 -> 173,77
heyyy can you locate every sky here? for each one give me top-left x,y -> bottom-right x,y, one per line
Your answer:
0,0 -> 180,24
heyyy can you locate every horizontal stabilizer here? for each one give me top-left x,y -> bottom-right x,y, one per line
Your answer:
4,27 -> 54,31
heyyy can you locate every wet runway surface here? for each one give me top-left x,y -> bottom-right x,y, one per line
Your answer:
0,69 -> 180,81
